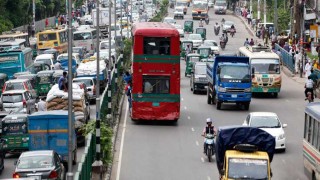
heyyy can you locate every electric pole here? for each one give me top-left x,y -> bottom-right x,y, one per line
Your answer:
274,0 -> 278,35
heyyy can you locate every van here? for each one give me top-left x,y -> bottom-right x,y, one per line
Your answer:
214,0 -> 227,14
34,54 -> 56,70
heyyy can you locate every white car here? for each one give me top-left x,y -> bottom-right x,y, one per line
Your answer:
188,34 -> 203,49
174,24 -> 184,37
174,7 -> 184,19
242,112 -> 287,152
203,40 -> 220,55
223,21 -> 235,32
163,17 -> 176,25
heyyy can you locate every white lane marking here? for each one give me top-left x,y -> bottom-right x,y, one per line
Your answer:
188,116 -> 191,120
184,106 -> 187,110
196,141 -> 199,146
181,97 -> 184,101
191,127 -> 195,132
116,103 -> 129,180
207,176 -> 211,180
201,157 -> 205,163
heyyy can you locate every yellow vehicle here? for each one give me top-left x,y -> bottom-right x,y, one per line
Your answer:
36,27 -> 68,53
238,45 -> 281,97
216,126 -> 275,180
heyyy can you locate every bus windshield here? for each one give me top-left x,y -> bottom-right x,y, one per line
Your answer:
251,59 -> 280,74
220,65 -> 250,82
39,33 -> 57,41
74,32 -> 92,40
3,122 -> 27,135
228,158 -> 268,179
193,3 -> 207,9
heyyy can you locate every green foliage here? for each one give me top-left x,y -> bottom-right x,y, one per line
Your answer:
149,0 -> 169,22
80,120 -> 113,164
0,16 -> 13,32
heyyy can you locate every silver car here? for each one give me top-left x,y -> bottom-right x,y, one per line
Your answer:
1,90 -> 36,114
73,77 -> 97,102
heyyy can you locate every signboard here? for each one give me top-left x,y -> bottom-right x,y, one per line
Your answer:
310,24 -> 318,38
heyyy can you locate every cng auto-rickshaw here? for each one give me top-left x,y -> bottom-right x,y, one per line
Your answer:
36,70 -> 55,98
196,27 -> 207,40
197,46 -> 212,59
180,40 -> 193,60
0,73 -> 8,96
33,61 -> 51,74
184,20 -> 193,33
185,53 -> 201,77
1,114 -> 29,155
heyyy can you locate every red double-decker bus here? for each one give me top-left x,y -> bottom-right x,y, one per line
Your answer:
131,22 -> 180,121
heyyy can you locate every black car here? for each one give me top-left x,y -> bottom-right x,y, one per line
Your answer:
13,150 -> 65,179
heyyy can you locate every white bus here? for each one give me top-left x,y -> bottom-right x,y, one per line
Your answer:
238,45 -> 281,97
73,28 -> 97,52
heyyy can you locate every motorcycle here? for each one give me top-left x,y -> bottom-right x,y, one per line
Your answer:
214,26 -> 220,36
307,91 -> 314,103
230,28 -> 236,37
204,134 -> 215,162
220,41 -> 226,50
205,18 -> 209,25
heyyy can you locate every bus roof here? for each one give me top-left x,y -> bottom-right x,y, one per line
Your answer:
305,102 -> 320,120
0,39 -> 26,46
132,22 -> 179,37
0,31 -> 28,39
38,27 -> 67,34
239,46 -> 280,59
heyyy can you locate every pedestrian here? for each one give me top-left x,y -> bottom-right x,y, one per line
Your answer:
294,51 -> 300,74
246,13 -> 251,25
244,38 -> 249,46
54,61 -> 62,70
283,42 -> 290,52
249,38 -> 254,46
305,60 -> 312,79
45,18 -> 49,27
123,71 -> 132,84
58,71 -> 68,92
125,80 -> 132,109
37,97 -> 47,111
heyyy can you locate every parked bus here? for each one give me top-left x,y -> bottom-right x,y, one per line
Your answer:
36,27 -> 68,53
0,39 -> 33,79
0,31 -> 30,47
131,22 -> 180,121
238,45 -> 281,97
73,28 -> 97,52
303,102 -> 320,180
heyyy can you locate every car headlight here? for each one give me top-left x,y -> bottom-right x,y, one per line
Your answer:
218,86 -> 226,92
257,77 -> 261,82
278,134 -> 285,140
244,88 -> 251,92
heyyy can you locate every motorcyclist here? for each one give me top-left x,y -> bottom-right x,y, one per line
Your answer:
199,19 -> 204,27
205,15 -> 209,24
185,44 -> 191,60
305,76 -> 314,101
220,33 -> 226,42
202,118 -> 216,153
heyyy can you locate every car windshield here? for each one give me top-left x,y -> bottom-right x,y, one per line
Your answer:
199,49 -> 210,56
189,34 -> 202,40
2,94 -> 23,103
72,49 -> 81,54
175,24 -> 182,29
74,79 -> 93,86
219,65 -> 250,81
73,32 -> 92,40
176,2 -> 187,6
204,41 -> 218,46
57,55 -> 68,61
250,115 -> 281,128
228,158 -> 268,179
193,3 -> 207,9
5,82 -> 25,91
175,8 -> 183,12
216,2 -> 226,6
251,59 -> 280,74
195,65 -> 206,74
36,59 -> 51,65
17,155 -> 54,169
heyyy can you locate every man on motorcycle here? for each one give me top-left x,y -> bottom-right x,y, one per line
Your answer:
199,19 -> 204,27
305,76 -> 314,101
205,15 -> 209,24
202,118 -> 216,153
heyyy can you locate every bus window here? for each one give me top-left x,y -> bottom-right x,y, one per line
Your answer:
74,32 -> 92,40
143,37 -> 171,55
39,33 -> 56,41
143,76 -> 170,94
313,120 -> 319,147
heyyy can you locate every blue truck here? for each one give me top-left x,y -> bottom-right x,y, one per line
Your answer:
206,56 -> 252,110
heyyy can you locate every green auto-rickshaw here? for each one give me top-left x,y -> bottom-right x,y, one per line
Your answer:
0,73 -> 8,96
36,70 -> 55,98
196,27 -> 207,40
1,114 -> 29,155
185,53 -> 201,77
197,46 -> 212,59
53,70 -> 64,84
180,40 -> 193,60
184,20 -> 193,33
33,61 -> 51,74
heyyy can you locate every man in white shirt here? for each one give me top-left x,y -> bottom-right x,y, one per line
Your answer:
37,97 -> 47,111
305,76 -> 314,100
54,61 -> 62,70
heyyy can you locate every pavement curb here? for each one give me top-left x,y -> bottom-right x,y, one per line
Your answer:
281,66 -> 295,77
105,89 -> 125,180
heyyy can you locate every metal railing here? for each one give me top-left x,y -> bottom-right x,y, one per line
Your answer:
274,43 -> 295,73
74,133 -> 96,180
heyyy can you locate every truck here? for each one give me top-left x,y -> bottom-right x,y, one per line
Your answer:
192,0 -> 208,20
92,8 -> 110,39
206,56 -> 252,110
216,126 -> 275,180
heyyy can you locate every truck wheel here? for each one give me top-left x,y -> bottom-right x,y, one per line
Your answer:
273,93 -> 278,98
207,89 -> 212,104
244,102 -> 250,110
216,101 -> 221,110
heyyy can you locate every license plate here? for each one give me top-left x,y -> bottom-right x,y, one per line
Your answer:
263,88 -> 268,92
204,86 -> 208,88
231,94 -> 237,98
29,176 -> 41,180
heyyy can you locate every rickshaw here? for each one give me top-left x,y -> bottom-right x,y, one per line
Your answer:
53,70 -> 64,84
180,40 -> 193,60
42,48 -> 59,62
1,114 -> 29,155
36,70 -> 55,98
185,53 -> 201,77
196,27 -> 207,40
197,46 -> 212,59
184,20 -> 193,33
0,73 -> 8,96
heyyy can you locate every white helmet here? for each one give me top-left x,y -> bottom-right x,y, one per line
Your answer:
206,118 -> 213,123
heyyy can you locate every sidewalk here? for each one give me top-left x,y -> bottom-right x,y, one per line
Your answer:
231,10 -> 306,85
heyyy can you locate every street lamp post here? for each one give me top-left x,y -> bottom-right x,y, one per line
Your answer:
257,0 -> 260,20
263,0 -> 266,24
32,0 -> 36,37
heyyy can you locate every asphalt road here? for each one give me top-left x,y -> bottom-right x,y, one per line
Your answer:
0,104 -> 97,179
111,6 -> 309,180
